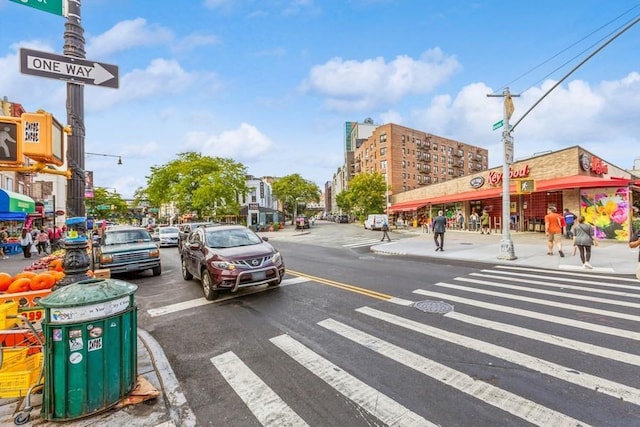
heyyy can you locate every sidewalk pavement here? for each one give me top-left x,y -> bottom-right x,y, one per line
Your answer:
0,254 -> 197,427
370,227 -> 639,276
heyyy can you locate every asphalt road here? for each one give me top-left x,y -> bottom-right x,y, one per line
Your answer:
130,221 -> 640,427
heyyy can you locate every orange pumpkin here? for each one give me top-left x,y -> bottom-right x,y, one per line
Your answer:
7,278 -> 32,293
0,272 -> 13,292
30,273 -> 56,291
49,270 -> 65,281
49,259 -> 64,272
13,271 -> 37,281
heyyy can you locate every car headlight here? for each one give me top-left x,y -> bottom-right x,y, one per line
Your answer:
150,248 -> 160,258
100,254 -> 113,263
212,261 -> 235,270
271,252 -> 281,264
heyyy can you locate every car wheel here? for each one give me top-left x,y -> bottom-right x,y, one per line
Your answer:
152,265 -> 161,276
202,270 -> 219,300
181,257 -> 193,280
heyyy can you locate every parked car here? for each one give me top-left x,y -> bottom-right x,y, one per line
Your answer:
180,225 -> 285,300
336,215 -> 349,223
364,214 -> 388,230
93,225 -> 161,276
295,216 -> 310,229
155,225 -> 180,247
178,222 -> 217,252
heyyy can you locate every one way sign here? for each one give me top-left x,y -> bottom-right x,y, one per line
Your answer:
19,48 -> 119,89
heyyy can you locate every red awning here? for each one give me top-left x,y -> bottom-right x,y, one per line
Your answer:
388,200 -> 429,212
535,175 -> 631,191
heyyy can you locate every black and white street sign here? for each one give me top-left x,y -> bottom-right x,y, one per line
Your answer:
19,48 -> 119,89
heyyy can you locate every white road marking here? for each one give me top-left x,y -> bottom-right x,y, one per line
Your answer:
211,351 -> 308,426
494,265 -> 640,283
413,288 -> 640,341
342,239 -> 388,248
319,317 -> 589,427
147,277 -> 310,317
270,334 -> 435,427
481,268 -> 640,289
354,306 -> 640,405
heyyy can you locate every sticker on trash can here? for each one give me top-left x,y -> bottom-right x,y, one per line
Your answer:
53,328 -> 62,342
88,337 -> 102,352
89,327 -> 102,338
69,337 -> 83,351
69,329 -> 82,338
69,352 -> 83,364
48,296 -> 131,323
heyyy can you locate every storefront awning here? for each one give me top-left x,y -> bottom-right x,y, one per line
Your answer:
0,190 -> 35,215
0,212 -> 27,221
388,200 -> 429,212
535,175 -> 631,191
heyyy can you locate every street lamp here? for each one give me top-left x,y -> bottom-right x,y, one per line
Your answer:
86,152 -> 123,165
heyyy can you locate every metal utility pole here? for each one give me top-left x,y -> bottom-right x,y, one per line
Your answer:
487,87 -> 519,260
64,0 -> 86,218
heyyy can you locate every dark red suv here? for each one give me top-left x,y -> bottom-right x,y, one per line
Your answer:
180,225 -> 285,300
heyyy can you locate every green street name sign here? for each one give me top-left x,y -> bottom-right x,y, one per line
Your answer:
492,119 -> 504,131
9,0 -> 66,17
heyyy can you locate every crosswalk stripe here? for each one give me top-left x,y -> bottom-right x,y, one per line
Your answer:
481,268 -> 640,290
456,276 -> 640,309
446,311 -> 640,367
270,334 -> 435,427
494,265 -> 640,283
319,317 -> 590,426
342,239 -> 385,248
211,351 -> 308,426
413,289 -> 640,341
434,281 -> 640,322
355,307 -> 640,406
471,271 -> 640,298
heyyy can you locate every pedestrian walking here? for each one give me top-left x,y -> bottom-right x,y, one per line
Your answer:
19,228 -> 33,258
380,218 -> 391,242
456,211 -> 465,230
629,226 -> 640,280
545,206 -> 565,257
563,208 -> 577,238
572,216 -> 594,268
480,209 -> 490,234
432,210 -> 447,251
469,211 -> 479,232
37,227 -> 49,255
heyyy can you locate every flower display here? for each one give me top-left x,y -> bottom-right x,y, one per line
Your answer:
580,187 -> 629,241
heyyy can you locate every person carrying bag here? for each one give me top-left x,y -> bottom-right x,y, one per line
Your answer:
572,216 -> 594,269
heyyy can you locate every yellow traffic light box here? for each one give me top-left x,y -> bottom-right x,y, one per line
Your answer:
21,110 -> 65,166
0,115 -> 23,165
516,179 -> 535,194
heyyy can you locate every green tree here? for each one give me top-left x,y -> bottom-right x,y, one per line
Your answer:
337,172 -> 386,221
271,174 -> 321,224
144,152 -> 249,219
86,187 -> 128,220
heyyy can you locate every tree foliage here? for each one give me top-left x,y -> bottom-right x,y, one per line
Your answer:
336,172 -> 387,221
271,174 -> 321,223
86,187 -> 128,219
144,152 -> 249,218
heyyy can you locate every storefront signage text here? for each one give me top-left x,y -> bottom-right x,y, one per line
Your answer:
487,165 -> 530,186
469,176 -> 485,189
580,153 -> 609,175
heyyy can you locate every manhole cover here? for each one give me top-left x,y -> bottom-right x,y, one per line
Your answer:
412,300 -> 454,314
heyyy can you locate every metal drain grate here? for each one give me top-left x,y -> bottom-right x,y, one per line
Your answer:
412,300 -> 454,314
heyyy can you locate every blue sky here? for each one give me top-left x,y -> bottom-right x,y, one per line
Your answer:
1,0 -> 640,199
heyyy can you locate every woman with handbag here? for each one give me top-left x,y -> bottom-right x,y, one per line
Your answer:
19,228 -> 34,259
573,216 -> 594,269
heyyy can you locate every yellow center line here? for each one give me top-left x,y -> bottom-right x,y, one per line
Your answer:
287,269 -> 392,301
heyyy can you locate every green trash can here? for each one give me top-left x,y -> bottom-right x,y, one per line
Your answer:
39,278 -> 138,421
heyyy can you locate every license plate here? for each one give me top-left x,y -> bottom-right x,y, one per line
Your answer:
252,271 -> 266,280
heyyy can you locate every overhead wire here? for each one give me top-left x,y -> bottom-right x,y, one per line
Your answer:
493,4 -> 640,95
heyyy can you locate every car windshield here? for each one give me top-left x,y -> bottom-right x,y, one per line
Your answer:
159,227 -> 179,235
205,229 -> 262,249
103,230 -> 152,245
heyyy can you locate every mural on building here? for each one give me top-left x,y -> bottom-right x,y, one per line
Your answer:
580,187 -> 630,241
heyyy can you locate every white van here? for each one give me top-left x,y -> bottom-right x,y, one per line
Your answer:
364,214 -> 388,230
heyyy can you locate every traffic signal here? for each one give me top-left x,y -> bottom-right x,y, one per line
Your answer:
21,110 -> 67,166
0,115 -> 22,165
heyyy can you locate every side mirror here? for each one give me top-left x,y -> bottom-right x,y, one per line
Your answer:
261,236 -> 269,242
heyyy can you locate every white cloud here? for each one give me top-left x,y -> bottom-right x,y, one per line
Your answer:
300,48 -> 461,112
86,18 -> 173,58
172,33 -> 221,53
185,123 -> 274,160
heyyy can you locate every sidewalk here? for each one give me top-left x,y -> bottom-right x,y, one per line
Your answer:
0,254 -> 197,427
370,227 -> 639,275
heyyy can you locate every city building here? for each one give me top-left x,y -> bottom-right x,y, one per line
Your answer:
389,145 -> 640,241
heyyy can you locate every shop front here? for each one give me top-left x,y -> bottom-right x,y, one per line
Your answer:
389,146 -> 637,241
